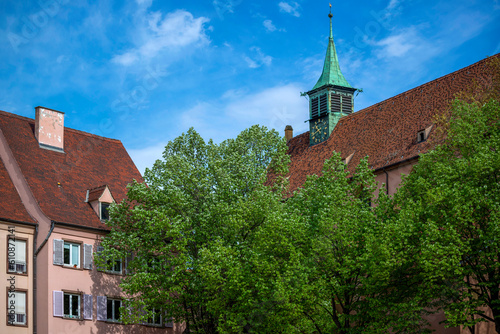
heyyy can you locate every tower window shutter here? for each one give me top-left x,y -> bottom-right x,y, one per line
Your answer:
53,291 -> 64,317
341,95 -> 352,113
83,294 -> 93,320
319,94 -> 328,116
331,94 -> 341,113
53,239 -> 64,265
97,296 -> 107,321
83,244 -> 93,270
311,97 -> 319,118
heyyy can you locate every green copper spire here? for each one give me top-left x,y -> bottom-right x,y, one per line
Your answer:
312,8 -> 352,90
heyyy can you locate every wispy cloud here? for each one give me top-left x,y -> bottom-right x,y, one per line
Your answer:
112,9 -> 210,66
243,46 -> 272,68
279,2 -> 300,17
263,19 -> 276,32
263,19 -> 285,32
375,32 -> 415,57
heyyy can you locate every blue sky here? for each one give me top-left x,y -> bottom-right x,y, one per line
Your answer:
1,0 -> 499,174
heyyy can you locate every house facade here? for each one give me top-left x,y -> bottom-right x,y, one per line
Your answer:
0,107 -> 183,333
284,10 -> 499,334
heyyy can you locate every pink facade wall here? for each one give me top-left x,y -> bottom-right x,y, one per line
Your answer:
0,222 -> 34,334
38,225 -> 184,334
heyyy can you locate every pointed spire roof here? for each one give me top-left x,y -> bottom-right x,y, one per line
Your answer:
312,10 -> 352,90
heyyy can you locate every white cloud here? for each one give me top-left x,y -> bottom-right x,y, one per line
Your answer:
112,10 -> 210,66
375,33 -> 414,57
263,19 -> 277,32
278,2 -> 300,17
244,47 -> 272,68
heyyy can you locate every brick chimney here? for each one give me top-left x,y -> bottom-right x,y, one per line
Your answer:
34,106 -> 65,152
285,125 -> 293,141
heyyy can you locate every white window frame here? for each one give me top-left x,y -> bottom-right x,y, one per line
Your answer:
63,241 -> 80,268
7,239 -> 27,274
107,258 -> 123,274
63,293 -> 81,319
107,298 -> 122,322
7,291 -> 26,325
144,307 -> 163,327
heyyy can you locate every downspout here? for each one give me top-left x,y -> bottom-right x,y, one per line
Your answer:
33,220 -> 55,334
382,167 -> 389,195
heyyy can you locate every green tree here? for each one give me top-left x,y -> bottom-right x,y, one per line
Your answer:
389,95 -> 500,332
286,153 -> 389,334
98,125 -> 294,333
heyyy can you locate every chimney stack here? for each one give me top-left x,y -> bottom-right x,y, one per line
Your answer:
34,106 -> 65,152
285,125 -> 293,141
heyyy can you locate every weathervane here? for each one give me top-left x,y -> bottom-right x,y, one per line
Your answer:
329,3 -> 333,18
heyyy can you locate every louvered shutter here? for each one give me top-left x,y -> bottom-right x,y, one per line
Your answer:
53,291 -> 63,317
83,244 -> 93,270
53,239 -> 64,265
96,246 -> 105,271
124,252 -> 133,275
83,294 -> 93,320
96,296 -> 107,321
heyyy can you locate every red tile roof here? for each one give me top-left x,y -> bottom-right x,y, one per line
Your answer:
0,158 -> 35,224
0,110 -> 143,230
287,54 -> 499,192
86,185 -> 108,202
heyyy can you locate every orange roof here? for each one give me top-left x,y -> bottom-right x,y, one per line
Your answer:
287,54 -> 498,192
0,110 -> 143,230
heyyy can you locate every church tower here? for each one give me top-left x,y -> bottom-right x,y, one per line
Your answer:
307,6 -> 357,145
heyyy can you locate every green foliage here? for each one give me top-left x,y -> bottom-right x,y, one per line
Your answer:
99,125 -> 293,333
389,97 -> 500,332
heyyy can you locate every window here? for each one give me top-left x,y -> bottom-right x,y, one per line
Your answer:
417,130 -> 426,143
145,308 -> 163,326
63,242 -> 80,268
7,291 -> 26,325
107,298 -> 121,322
107,258 -> 122,274
7,238 -> 27,274
63,293 -> 80,319
100,202 -> 110,221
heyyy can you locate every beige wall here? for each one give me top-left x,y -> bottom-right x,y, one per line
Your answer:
0,221 -> 35,334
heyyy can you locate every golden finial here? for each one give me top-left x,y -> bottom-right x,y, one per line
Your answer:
329,3 -> 333,18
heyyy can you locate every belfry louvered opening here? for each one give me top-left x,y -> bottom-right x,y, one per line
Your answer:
341,95 -> 352,113
311,97 -> 319,118
319,94 -> 328,116
331,94 -> 341,113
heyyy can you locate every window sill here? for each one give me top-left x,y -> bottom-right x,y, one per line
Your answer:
7,271 -> 28,276
105,320 -> 123,324
61,264 -> 83,271
62,315 -> 82,321
7,322 -> 28,327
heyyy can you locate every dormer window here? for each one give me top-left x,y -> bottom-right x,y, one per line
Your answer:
100,202 -> 110,221
417,130 -> 426,143
85,185 -> 115,222
417,124 -> 433,143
